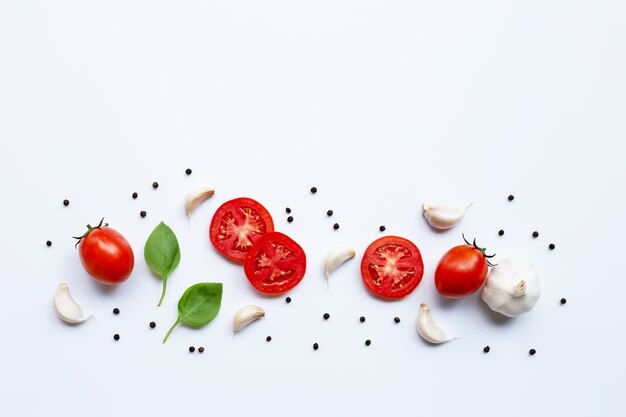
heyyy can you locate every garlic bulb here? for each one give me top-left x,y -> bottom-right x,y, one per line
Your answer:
422,204 -> 469,230
185,187 -> 215,217
324,246 -> 355,280
481,257 -> 541,317
53,283 -> 90,324
233,305 -> 265,332
417,303 -> 454,344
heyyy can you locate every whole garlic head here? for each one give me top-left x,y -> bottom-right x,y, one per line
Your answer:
481,257 -> 540,317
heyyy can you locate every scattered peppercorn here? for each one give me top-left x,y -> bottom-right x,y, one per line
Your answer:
532,231 -> 539,238
285,207 -> 292,214
63,199 -> 70,206
359,316 -> 366,323
394,317 -> 401,323
549,243 -> 556,250
508,195 -> 514,201
113,308 -> 120,315
266,336 -> 272,342
287,216 -> 294,223
323,313 -> 330,320
113,334 -> 120,341
286,297 -> 292,304
198,347 -> 204,353
529,349 -> 536,356
379,225 -> 386,232
140,210 -> 147,218
46,240 -> 52,247
185,168 -> 192,175
333,223 -> 339,230
313,343 -> 319,350
483,346 -> 490,353
365,339 -> 371,346
152,181 -> 159,189
560,298 -> 567,305
132,192 -> 138,199
189,346 -> 195,353
498,229 -> 504,236
310,187 -> 317,194
149,321 -> 156,328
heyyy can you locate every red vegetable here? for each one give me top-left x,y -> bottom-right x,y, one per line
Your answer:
73,219 -> 134,285
360,236 -> 424,299
209,197 -> 274,263
434,235 -> 493,298
244,232 -> 306,294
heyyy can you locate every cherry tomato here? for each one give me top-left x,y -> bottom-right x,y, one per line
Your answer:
434,236 -> 493,298
360,236 -> 424,299
74,219 -> 134,285
209,197 -> 275,263
244,232 -> 306,294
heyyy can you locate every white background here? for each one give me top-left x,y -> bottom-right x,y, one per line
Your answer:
1,1 -> 625,416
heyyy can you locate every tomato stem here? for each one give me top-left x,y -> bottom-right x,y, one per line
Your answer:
462,233 -> 497,267
72,218 -> 109,248
162,319 -> 181,344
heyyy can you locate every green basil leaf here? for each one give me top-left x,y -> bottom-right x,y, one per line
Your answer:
144,221 -> 181,306
162,282 -> 223,344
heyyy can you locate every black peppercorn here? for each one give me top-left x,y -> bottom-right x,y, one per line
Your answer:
323,313 -> 330,320
333,223 -> 339,230
113,334 -> 120,341
394,317 -> 400,323
285,207 -> 291,214
46,240 -> 52,247
532,231 -> 539,238
185,168 -> 192,175
313,343 -> 319,350
365,339 -> 371,346
327,210 -> 334,217
189,346 -> 195,353
359,316 -> 366,323
152,182 -> 159,189
149,321 -> 156,328
63,199 -> 70,206
140,210 -> 147,218
498,229 -> 504,236
198,347 -> 204,353
529,349 -> 536,356
286,297 -> 292,304
266,336 -> 272,342
287,216 -> 294,223
549,243 -> 555,250
310,187 -> 317,194
560,298 -> 567,305
483,346 -> 490,353
379,225 -> 386,232
132,192 -> 138,199
113,308 -> 120,315
508,195 -> 514,201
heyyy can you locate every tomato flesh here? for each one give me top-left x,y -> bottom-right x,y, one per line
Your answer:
79,227 -> 134,285
244,232 -> 306,294
434,245 -> 488,298
360,236 -> 424,299
209,197 -> 274,263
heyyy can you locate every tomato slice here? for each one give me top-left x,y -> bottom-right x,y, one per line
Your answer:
360,236 -> 424,299
244,232 -> 306,294
209,197 -> 275,263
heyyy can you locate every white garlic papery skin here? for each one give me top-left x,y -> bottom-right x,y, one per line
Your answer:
422,204 -> 468,230
53,283 -> 90,324
417,303 -> 453,344
185,187 -> 215,217
481,257 -> 541,317
233,305 -> 265,332
324,246 -> 356,280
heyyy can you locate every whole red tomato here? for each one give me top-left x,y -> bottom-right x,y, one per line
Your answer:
73,219 -> 134,285
434,235 -> 494,298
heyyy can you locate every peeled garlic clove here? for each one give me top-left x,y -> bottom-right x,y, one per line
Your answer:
422,204 -> 468,230
324,246 -> 356,280
481,257 -> 541,317
185,187 -> 215,217
233,305 -> 265,332
53,283 -> 90,324
417,303 -> 453,344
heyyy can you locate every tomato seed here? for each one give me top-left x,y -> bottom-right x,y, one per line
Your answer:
379,225 -> 386,232
394,317 -> 400,323
285,207 -> 292,214
508,195 -> 514,201
140,211 -> 147,218
287,216 -> 294,223
549,243 -> 556,250
333,223 -> 339,230
365,339 -> 371,346
323,313 -> 330,320
529,349 -> 536,355
483,346 -> 490,353
310,187 -> 317,194
198,347 -> 205,353
286,297 -> 292,304
360,316 -> 366,323
113,334 -> 120,341
63,199 -> 70,206
327,210 -> 333,217
113,308 -> 120,315
132,192 -> 138,199
149,321 -> 156,328
313,343 -> 319,350
532,231 -> 539,238
46,240 -> 52,247
498,230 -> 504,236
185,168 -> 192,175
189,346 -> 195,353
152,182 -> 159,189
266,336 -> 272,342
560,298 -> 567,304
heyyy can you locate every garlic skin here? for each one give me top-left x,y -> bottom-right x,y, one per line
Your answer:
324,246 -> 355,280
53,283 -> 90,324
233,305 -> 265,332
417,303 -> 453,344
422,204 -> 468,230
185,187 -> 215,217
481,257 -> 541,317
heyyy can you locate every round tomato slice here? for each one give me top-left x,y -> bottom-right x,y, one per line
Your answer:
209,197 -> 275,263
360,236 -> 424,299
244,232 -> 306,294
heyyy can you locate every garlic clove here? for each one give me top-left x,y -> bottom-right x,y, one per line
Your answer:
324,246 -> 356,280
422,203 -> 469,230
185,187 -> 215,217
233,305 -> 265,332
417,303 -> 454,344
53,283 -> 90,324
